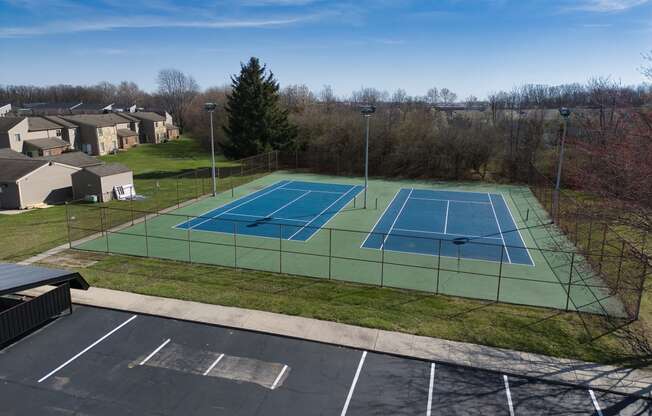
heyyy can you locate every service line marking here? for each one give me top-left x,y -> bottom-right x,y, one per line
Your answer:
503,375 -> 515,416
139,338 -> 171,366
38,315 -> 137,383
271,364 -> 289,390
340,351 -> 367,416
203,353 -> 225,376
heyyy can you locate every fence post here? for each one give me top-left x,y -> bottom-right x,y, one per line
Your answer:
436,239 -> 442,294
176,177 -> 180,208
233,222 -> 237,269
130,196 -> 135,225
187,215 -> 192,263
598,223 -> 608,273
380,233 -> 385,287
566,253 -> 575,311
496,246 -> 504,302
615,240 -> 625,291
231,175 -> 234,198
99,206 -> 105,236
275,150 -> 279,171
65,203 -> 72,249
279,224 -> 283,274
194,170 -> 199,199
634,260 -> 647,319
328,228 -> 332,280
144,214 -> 149,257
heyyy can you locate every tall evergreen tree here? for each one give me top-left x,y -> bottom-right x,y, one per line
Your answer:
222,57 -> 297,158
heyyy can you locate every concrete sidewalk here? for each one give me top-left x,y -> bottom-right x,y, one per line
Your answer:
21,285 -> 652,399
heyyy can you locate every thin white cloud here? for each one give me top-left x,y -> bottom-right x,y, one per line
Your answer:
568,0 -> 649,12
0,15 -> 318,38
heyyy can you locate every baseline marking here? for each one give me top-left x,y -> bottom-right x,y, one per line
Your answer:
360,189 -> 403,248
381,188 -> 414,248
288,185 -> 359,240
443,200 -> 450,234
223,212 -> 307,223
271,364 -> 288,390
280,187 -> 344,195
189,181 -> 292,230
38,315 -> 137,383
410,197 -> 491,205
340,351 -> 367,416
488,193 -> 512,264
589,390 -> 604,416
503,375 -> 515,416
203,353 -> 225,376
265,191 -> 311,217
391,228 -> 503,241
140,338 -> 171,366
427,363 -> 435,416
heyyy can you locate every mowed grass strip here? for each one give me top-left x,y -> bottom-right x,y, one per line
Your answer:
72,250 -> 647,366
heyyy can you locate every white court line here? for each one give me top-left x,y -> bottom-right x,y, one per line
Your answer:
288,186 -> 359,240
589,390 -> 604,416
38,315 -> 137,383
340,351 -> 367,416
500,193 -> 536,267
427,363 -> 435,416
139,338 -> 171,366
281,187 -> 344,195
443,200 -> 450,234
409,196 -> 491,205
488,193 -> 512,264
305,185 -> 365,242
203,353 -> 225,376
266,191 -> 311,217
391,227 -> 503,240
503,375 -> 515,416
224,212 -> 307,223
271,364 -> 288,390
381,188 -> 414,248
359,189 -> 404,248
188,180 -> 293,230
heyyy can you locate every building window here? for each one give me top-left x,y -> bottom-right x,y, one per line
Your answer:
56,129 -> 62,137
14,133 -> 21,142
98,128 -> 103,137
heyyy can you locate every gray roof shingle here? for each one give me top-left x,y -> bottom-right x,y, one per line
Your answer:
42,115 -> 78,128
131,111 -> 165,122
117,129 -> 138,138
62,113 -> 133,127
36,151 -> 103,168
27,117 -> 64,132
0,159 -> 48,182
0,148 -> 30,160
0,117 -> 26,132
82,163 -> 132,177
24,137 -> 70,150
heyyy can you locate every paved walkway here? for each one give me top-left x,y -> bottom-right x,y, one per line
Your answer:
21,284 -> 652,399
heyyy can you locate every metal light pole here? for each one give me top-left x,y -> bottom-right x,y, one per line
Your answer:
554,107 -> 571,220
360,105 -> 376,208
204,102 -> 218,197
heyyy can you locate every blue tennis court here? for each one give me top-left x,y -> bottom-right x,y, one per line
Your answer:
361,188 -> 534,266
176,180 -> 364,241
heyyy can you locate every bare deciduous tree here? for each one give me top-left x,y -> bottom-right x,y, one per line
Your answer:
156,69 -> 199,132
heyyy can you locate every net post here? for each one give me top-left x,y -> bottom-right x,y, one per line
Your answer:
496,246 -> 504,302
328,228 -> 333,280
233,222 -> 237,269
566,252 -> 575,311
436,239 -> 442,294
65,202 -> 72,249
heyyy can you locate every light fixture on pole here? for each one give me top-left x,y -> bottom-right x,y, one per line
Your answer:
360,105 -> 376,209
553,107 -> 571,221
204,102 -> 218,197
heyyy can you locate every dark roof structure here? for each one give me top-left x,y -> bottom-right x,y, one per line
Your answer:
113,111 -> 138,122
0,117 -> 26,132
36,151 -> 103,168
0,263 -> 89,296
24,137 -> 70,150
0,148 -> 30,160
27,117 -> 64,132
42,115 -> 78,129
0,159 -> 48,182
82,163 -> 131,177
131,111 -> 165,122
62,113 -> 133,127
117,129 -> 138,138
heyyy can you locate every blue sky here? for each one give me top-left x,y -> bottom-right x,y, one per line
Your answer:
0,0 -> 650,99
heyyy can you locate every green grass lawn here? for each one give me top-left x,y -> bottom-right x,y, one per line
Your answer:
72,250 -> 645,366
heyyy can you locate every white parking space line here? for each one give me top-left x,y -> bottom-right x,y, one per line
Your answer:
38,315 -> 137,383
203,353 -> 225,376
589,390 -> 604,416
139,338 -> 171,366
427,363 -> 435,416
340,351 -> 367,416
271,364 -> 288,390
503,375 -> 515,416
